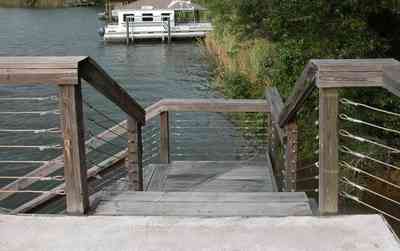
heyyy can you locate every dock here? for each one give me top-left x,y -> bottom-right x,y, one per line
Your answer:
0,57 -> 399,250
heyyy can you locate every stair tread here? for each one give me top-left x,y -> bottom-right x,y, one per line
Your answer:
94,191 -> 312,217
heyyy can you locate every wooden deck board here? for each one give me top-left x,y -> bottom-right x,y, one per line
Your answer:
98,191 -> 309,203
147,161 -> 276,193
94,200 -> 312,217
92,161 -> 311,217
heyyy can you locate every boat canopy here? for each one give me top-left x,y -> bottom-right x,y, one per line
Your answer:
115,0 -> 206,11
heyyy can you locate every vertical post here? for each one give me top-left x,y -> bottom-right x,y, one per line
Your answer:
126,116 -> 143,191
126,18 -> 130,46
319,88 -> 339,215
167,18 -> 171,44
285,121 -> 298,192
59,83 -> 89,215
160,111 -> 170,163
106,0 -> 111,23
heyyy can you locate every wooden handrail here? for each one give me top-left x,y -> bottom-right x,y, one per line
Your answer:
0,57 -> 146,124
146,99 -> 269,119
278,59 -> 399,127
78,57 -> 145,125
278,62 -> 317,127
275,58 -> 400,215
383,65 -> 400,97
266,87 -> 297,192
0,56 -> 146,215
7,98 -> 270,212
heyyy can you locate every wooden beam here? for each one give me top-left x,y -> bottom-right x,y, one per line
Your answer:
383,65 -> 400,97
78,57 -> 145,125
311,58 -> 399,71
265,87 -> 285,143
0,56 -> 87,69
1,98 -> 169,203
146,99 -> 269,116
317,71 -> 383,88
0,68 -> 78,85
126,116 -> 143,191
160,111 -> 170,164
278,62 -> 317,127
318,88 -> 339,215
59,83 -> 89,215
285,121 -> 298,192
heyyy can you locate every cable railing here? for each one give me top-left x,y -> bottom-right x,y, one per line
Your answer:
142,99 -> 270,165
338,94 -> 400,227
170,112 -> 268,162
0,91 -> 65,210
270,58 -> 400,233
0,56 -> 146,215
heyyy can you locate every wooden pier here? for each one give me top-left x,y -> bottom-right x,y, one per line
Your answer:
0,57 -> 399,250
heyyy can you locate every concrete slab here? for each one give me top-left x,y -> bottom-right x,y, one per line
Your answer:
0,214 -> 398,251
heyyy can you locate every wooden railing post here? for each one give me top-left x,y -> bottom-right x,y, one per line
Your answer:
318,88 -> 339,215
285,121 -> 298,192
126,116 -> 143,191
160,111 -> 170,163
58,83 -> 89,215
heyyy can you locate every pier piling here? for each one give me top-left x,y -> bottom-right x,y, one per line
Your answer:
167,19 -> 171,44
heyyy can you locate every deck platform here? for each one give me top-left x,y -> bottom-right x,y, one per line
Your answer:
93,191 -> 312,216
146,161 -> 277,192
93,161 -> 312,217
0,214 -> 398,251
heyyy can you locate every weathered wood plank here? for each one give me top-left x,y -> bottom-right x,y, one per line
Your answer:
0,56 -> 87,69
265,87 -> 285,143
312,58 -> 399,72
278,62 -> 318,127
190,180 -> 273,193
78,57 -> 145,124
160,111 -> 170,163
94,200 -> 312,216
318,88 -> 339,215
144,161 -> 275,193
285,121 -> 298,192
216,167 -> 269,180
146,164 -> 168,191
126,117 -> 143,191
59,83 -> 89,215
99,192 -> 308,203
0,68 -> 78,85
146,99 -> 269,116
317,71 -> 384,88
0,98 -> 174,203
383,65 -> 400,97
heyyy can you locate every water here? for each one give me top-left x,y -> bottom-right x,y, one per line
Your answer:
0,7 -> 266,211
0,7 -> 214,104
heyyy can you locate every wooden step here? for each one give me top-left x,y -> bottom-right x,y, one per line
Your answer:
145,161 -> 277,192
93,192 -> 312,217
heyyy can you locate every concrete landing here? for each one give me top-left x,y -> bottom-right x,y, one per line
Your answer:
0,215 -> 398,251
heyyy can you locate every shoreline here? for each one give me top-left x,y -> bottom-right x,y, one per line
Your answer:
0,0 -> 97,8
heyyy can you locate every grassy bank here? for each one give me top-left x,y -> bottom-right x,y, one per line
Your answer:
0,0 -> 102,8
0,0 -> 64,8
202,33 -> 273,99
201,1 -> 400,226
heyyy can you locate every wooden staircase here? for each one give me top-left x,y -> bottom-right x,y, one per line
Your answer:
93,161 -> 313,217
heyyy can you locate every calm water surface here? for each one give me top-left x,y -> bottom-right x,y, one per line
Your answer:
0,7 -> 213,104
0,7 -> 265,211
